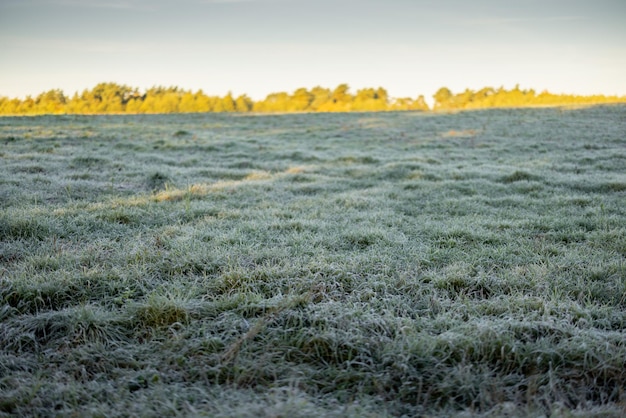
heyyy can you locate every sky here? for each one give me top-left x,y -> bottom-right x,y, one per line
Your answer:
1,0 -> 625,103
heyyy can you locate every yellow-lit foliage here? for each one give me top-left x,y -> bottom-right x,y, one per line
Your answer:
1,83 -> 624,115
432,85 -> 626,110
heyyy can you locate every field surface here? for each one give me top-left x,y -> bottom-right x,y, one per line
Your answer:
1,107 -> 625,417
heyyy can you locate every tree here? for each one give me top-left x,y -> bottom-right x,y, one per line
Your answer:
413,95 -> 429,111
375,87 -> 388,104
433,87 -> 453,110
194,91 -> 213,112
17,96 -> 35,114
353,87 -> 389,111
0,97 -> 20,114
317,84 -> 353,111
456,88 -> 474,108
235,94 -> 253,112
214,92 -> 236,112
309,86 -> 331,111
179,92 -> 197,113
155,92 -> 180,113
331,83 -> 351,104
35,89 -> 67,114
290,88 -> 314,111
77,82 -> 134,113
125,97 -> 143,113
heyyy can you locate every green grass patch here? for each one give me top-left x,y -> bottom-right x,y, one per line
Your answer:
1,106 -> 625,416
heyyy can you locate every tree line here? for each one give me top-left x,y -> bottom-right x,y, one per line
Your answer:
432,85 -> 625,110
0,82 -> 623,115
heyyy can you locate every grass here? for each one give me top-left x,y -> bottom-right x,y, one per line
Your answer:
1,106 -> 625,417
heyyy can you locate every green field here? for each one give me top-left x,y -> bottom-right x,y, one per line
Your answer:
1,106 -> 625,417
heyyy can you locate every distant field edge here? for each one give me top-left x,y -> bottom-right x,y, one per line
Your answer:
2,101 -> 626,117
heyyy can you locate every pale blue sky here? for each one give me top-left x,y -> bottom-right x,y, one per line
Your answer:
1,0 -> 625,102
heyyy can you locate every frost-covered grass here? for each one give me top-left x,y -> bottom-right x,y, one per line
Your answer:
1,107 -> 625,417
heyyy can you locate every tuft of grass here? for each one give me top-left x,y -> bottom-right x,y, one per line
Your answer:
132,294 -> 191,328
146,172 -> 170,191
244,171 -> 273,181
499,170 -> 541,183
0,212 -> 52,240
70,156 -> 106,168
